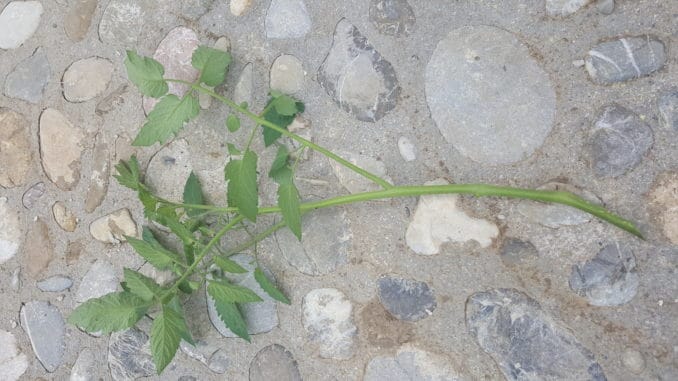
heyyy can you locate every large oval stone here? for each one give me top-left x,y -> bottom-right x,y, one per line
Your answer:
425,26 -> 556,165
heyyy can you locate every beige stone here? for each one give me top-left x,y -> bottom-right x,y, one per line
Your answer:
39,108 -> 84,190
90,209 -> 137,244
649,172 -> 678,244
52,202 -> 77,232
0,109 -> 32,188
23,219 -> 53,277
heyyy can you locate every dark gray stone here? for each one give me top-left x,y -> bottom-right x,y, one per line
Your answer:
3,47 -> 50,103
585,36 -> 666,84
377,276 -> 436,322
569,243 -> 639,306
466,288 -> 607,381
500,238 -> 539,266
36,275 -> 73,292
589,105 -> 653,177
108,327 -> 155,381
20,301 -> 65,373
318,19 -> 400,122
249,344 -> 302,381
276,209 -> 351,275
207,254 -> 279,337
369,0 -> 415,37
658,90 -> 678,131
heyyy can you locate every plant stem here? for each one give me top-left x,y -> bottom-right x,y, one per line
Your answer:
175,184 -> 642,238
170,215 -> 245,292
166,79 -> 393,190
224,219 -> 289,257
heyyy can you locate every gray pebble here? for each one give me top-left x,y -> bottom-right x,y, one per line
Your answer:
4,47 -> 50,103
20,301 -> 65,373
569,243 -> 639,306
586,36 -> 666,84
37,275 -> 73,292
466,288 -> 607,381
249,344 -> 302,381
377,275 -> 436,321
658,90 -> 678,131
318,19 -> 400,122
265,0 -> 312,39
596,0 -> 615,14
589,104 -> 653,177
22,182 -> 46,209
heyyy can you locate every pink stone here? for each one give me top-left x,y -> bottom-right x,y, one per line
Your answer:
142,27 -> 200,114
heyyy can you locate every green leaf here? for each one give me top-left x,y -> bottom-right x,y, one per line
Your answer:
124,51 -> 168,98
226,114 -> 240,132
150,304 -> 192,373
254,268 -> 291,304
68,292 -> 150,334
268,145 -> 289,178
276,170 -> 302,240
165,296 -> 194,344
207,279 -> 262,303
123,268 -> 162,301
227,143 -> 241,156
127,236 -> 182,270
191,46 -> 232,87
114,156 -> 141,190
182,172 -> 204,217
214,257 -> 247,274
133,94 -> 200,146
261,96 -> 305,147
138,189 -> 159,218
206,285 -> 250,342
225,150 -> 259,221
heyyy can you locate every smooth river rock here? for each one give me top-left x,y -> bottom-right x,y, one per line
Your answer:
20,301 -> 66,372
265,0 -> 312,39
585,36 -> 667,84
276,208 -> 351,275
270,54 -> 305,95
75,260 -> 118,303
98,0 -> 146,46
23,219 -> 54,277
425,25 -> 556,165
53,201 -> 78,232
0,197 -> 23,265
64,0 -> 98,42
249,344 -> 302,381
63,57 -> 114,102
37,275 -> 73,292
143,27 -> 200,114
39,108 -> 85,190
377,275 -> 436,321
364,345 -> 463,381
0,109 -> 32,188
4,47 -> 50,103
569,243 -> 639,306
207,254 -> 279,337
589,105 -> 653,177
466,288 -> 607,380
318,19 -> 400,122
89,209 -> 137,244
0,1 -> 43,49
22,182 -> 46,209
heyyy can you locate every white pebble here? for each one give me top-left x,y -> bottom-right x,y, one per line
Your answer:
230,0 -> 251,16
397,136 -> 417,162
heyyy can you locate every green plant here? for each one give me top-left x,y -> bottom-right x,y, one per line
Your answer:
68,47 -> 643,374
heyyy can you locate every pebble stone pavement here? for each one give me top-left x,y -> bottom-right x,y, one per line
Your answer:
0,0 -> 676,380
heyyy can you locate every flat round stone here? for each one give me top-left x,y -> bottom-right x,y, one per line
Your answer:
425,25 -> 556,165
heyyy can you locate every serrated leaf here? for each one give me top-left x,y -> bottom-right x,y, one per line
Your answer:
207,279 -> 262,303
138,188 -> 159,218
268,145 -> 289,178
277,174 -> 302,240
183,172 -> 204,217
150,304 -> 191,373
191,46 -> 232,87
165,296 -> 194,344
114,156 -> 141,190
254,267 -> 291,304
214,257 -> 247,274
226,114 -> 240,132
225,150 -> 258,221
227,143 -> 241,156
124,51 -> 168,98
123,268 -> 162,301
261,97 -> 305,147
133,94 -> 199,146
127,236 -> 182,270
206,285 -> 250,342
68,292 -> 150,334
